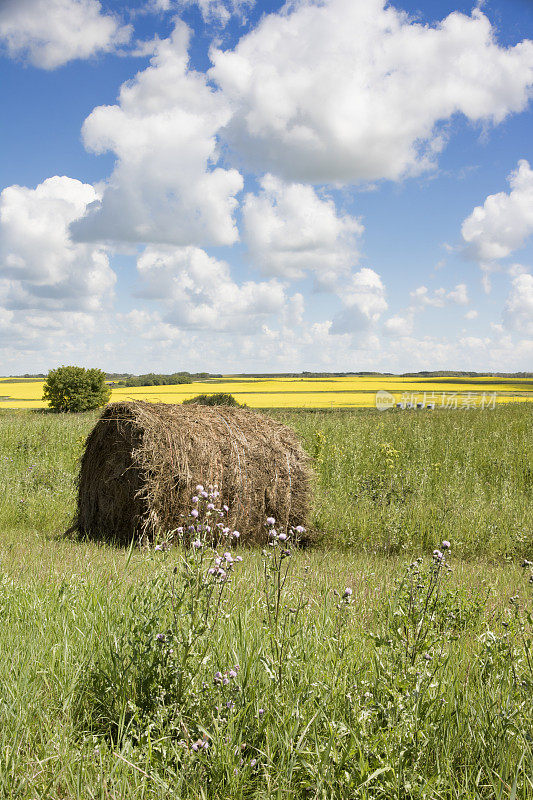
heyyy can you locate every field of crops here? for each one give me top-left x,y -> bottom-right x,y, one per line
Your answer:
1,374 -> 532,409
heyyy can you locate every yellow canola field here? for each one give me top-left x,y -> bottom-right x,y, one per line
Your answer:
1,375 -> 532,410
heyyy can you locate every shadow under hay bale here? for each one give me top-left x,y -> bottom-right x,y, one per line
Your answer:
74,401 -> 312,545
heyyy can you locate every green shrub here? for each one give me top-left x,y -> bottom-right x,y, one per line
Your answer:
43,366 -> 111,413
182,393 -> 244,407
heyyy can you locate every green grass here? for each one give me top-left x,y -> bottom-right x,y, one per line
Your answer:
1,405 -> 532,557
0,406 -> 532,798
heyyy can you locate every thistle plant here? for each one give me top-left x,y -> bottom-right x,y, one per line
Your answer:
78,485 -> 243,745
261,518 -> 307,690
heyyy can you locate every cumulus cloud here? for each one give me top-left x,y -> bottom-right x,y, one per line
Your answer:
462,160 -> 533,265
503,273 -> 533,334
211,0 -> 533,184
242,175 -> 363,285
0,0 -> 131,69
0,176 -> 115,312
72,22 -> 243,248
178,0 -> 255,25
331,268 -> 387,333
136,246 -> 288,332
410,284 -> 469,307
383,314 -> 414,337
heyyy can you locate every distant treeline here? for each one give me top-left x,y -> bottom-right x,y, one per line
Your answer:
226,371 -> 533,379
112,372 -> 222,387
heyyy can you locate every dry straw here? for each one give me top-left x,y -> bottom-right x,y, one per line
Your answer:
74,401 -> 312,545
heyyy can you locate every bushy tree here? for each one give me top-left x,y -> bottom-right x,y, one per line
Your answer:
43,366 -> 111,412
182,393 -> 244,407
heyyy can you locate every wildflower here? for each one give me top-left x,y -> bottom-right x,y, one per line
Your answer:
192,496 -> 199,503
266,517 -> 275,526
207,503 -> 215,510
441,540 -> 451,550
224,552 -> 233,563
433,549 -> 443,561
258,708 -> 264,717
226,700 -> 234,709
191,509 -> 199,518
201,491 -> 208,498
278,532 -> 288,541
154,544 -> 163,551
343,587 -> 353,598
208,567 -> 216,575
228,668 -> 237,678
192,539 -> 202,549
214,671 -> 223,683
223,504 -> 229,512
250,758 -> 257,767
196,484 -> 204,493
295,525 -> 306,534
232,530 -> 240,539
235,555 -> 243,562
269,529 -> 277,538
222,676 -> 230,685
156,633 -> 165,642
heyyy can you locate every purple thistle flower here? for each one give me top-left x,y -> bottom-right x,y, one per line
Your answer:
295,525 -> 306,534
192,496 -> 199,503
207,503 -> 215,510
278,532 -> 287,541
191,509 -> 199,518
196,484 -> 204,493
442,540 -> 451,549
192,539 -> 202,549
266,517 -> 275,526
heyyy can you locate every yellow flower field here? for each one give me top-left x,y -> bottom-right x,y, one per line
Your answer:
1,375 -> 532,410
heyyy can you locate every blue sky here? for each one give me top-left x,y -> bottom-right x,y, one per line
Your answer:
1,0 -> 532,374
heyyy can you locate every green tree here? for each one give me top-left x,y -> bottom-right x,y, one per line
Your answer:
43,366 -> 111,413
182,393 -> 244,407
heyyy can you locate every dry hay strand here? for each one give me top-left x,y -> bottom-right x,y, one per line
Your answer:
75,401 -> 312,545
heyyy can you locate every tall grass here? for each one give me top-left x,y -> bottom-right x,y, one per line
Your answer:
1,405 -> 530,557
0,405 -> 531,796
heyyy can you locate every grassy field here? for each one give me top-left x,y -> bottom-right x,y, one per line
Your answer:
1,374 -> 533,409
1,405 -> 532,798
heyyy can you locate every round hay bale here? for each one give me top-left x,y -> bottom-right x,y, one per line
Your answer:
75,401 -> 312,545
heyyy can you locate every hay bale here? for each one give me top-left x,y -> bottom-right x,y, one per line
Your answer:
75,401 -> 312,545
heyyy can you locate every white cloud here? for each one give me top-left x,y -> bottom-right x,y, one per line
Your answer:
72,22 -> 243,248
462,160 -> 533,264
503,273 -> 533,334
331,267 -> 387,333
178,0 -> 255,25
410,284 -> 469,307
0,176 -> 115,312
383,314 -> 414,337
211,0 -> 533,183
0,0 -> 131,69
136,246 -> 288,332
465,309 -> 478,320
242,174 -> 363,285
